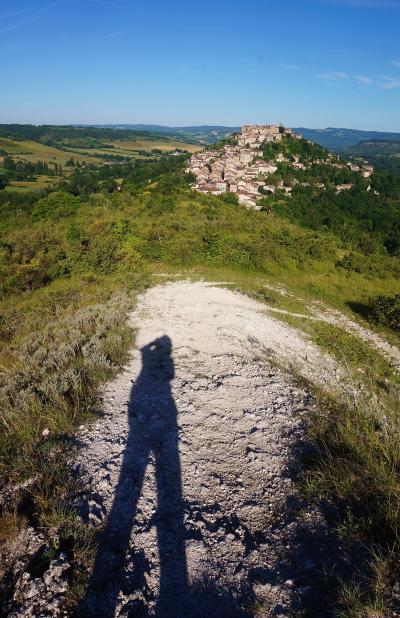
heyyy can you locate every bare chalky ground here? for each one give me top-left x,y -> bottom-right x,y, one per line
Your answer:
76,281 -> 345,617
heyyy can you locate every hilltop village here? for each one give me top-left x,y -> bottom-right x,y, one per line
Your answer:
186,124 -> 374,209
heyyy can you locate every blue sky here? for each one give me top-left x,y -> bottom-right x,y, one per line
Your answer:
1,0 -> 400,130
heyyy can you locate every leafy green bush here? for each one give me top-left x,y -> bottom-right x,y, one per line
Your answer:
368,294 -> 400,332
32,192 -> 81,221
148,194 -> 176,214
0,227 -> 67,295
335,252 -> 400,279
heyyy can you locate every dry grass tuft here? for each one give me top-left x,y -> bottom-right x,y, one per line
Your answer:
0,290 -> 133,488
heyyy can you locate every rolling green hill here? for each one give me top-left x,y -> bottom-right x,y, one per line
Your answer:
88,124 -> 241,144
0,124 -> 195,146
4,123 -> 400,150
346,139 -> 400,170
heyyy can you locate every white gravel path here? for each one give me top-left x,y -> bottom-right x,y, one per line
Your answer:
76,281 -> 346,617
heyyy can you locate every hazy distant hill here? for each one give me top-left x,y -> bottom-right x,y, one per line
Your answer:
346,139 -> 400,170
89,125 -> 240,144
347,139 -> 400,156
0,124 -> 181,145
3,122 -> 400,154
292,127 -> 400,151
90,125 -> 400,149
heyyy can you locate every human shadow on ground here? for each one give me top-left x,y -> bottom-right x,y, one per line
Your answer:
77,336 -> 252,617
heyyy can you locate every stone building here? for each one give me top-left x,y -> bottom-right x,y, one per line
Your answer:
186,124 -> 373,209
186,124 -> 290,208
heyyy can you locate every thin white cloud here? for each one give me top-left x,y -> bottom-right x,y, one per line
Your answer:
174,63 -> 191,75
104,30 -> 123,38
318,71 -> 347,81
0,14 -> 36,34
0,0 -> 130,35
317,71 -> 400,90
381,75 -> 400,89
0,16 -> 38,34
281,63 -> 303,71
355,74 -> 373,84
0,9 -> 30,20
392,60 -> 400,68
0,1 -> 68,35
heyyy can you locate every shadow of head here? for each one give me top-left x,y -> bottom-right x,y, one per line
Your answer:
143,335 -> 172,354
137,335 -> 175,384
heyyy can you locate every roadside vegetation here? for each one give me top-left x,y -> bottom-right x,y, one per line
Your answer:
232,282 -> 400,616
303,344 -> 400,617
0,128 -> 399,615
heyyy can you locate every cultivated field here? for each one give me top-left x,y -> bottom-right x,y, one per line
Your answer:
0,136 -> 202,167
0,137 -> 101,164
5,176 -> 61,192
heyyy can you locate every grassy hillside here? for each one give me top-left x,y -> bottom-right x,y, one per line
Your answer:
0,136 -> 104,164
0,156 -> 397,484
0,142 -> 399,615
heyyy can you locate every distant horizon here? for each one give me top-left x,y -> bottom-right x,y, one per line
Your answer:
1,121 -> 400,134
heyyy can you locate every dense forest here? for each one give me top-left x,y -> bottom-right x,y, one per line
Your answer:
0,155 -> 63,182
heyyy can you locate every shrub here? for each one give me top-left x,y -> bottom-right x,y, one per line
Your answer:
0,227 -> 67,295
148,194 -> 176,214
218,192 -> 239,205
32,192 -> 80,221
368,294 -> 400,332
0,290 -> 134,485
335,252 -> 400,279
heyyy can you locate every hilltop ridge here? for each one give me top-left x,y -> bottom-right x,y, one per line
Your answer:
186,124 -> 373,209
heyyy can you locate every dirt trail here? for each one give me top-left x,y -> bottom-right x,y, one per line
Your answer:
76,281 -> 347,617
262,282 -> 400,369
